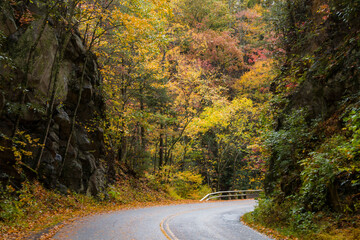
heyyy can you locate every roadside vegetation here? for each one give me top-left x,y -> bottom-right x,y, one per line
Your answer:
243,197 -> 360,240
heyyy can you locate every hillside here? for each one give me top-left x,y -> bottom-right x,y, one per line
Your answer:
246,0 -> 360,239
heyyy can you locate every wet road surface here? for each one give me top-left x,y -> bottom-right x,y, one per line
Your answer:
54,199 -> 271,240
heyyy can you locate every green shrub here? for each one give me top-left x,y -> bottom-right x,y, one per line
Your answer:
251,196 -> 290,226
300,151 -> 338,212
0,197 -> 24,222
165,184 -> 182,200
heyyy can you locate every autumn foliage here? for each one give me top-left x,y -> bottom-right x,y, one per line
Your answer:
74,0 -> 275,192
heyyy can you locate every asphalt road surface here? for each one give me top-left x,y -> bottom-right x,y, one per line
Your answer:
54,199 -> 271,240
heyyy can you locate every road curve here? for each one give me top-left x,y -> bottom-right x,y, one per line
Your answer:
54,199 -> 271,240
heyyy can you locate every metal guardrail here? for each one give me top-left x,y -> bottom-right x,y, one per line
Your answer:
200,190 -> 263,201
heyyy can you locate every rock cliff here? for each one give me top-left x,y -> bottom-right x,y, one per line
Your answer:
0,1 -> 107,195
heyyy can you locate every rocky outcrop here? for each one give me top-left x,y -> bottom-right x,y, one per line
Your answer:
0,1 -> 107,195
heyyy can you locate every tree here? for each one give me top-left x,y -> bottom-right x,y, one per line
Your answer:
174,0 -> 234,30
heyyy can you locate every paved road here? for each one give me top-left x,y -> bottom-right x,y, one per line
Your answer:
54,199 -> 271,240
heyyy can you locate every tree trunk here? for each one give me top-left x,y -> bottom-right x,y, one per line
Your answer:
159,124 -> 164,170
12,1 -> 60,137
59,12 -> 104,177
328,181 -> 341,212
35,0 -> 78,172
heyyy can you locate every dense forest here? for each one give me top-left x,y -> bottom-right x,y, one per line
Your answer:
0,0 -> 359,239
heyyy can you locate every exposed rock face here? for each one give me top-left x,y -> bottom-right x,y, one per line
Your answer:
0,2 -> 107,195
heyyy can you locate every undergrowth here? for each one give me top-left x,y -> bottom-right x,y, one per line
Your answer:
242,197 -> 360,240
